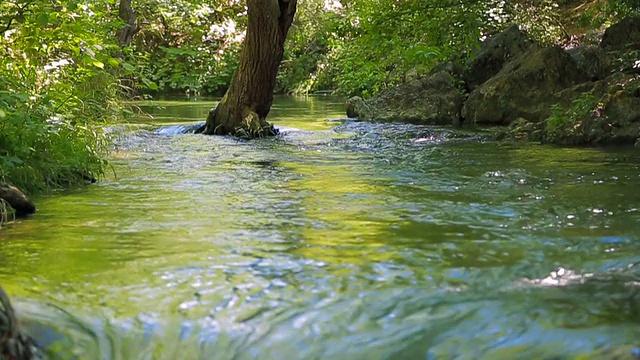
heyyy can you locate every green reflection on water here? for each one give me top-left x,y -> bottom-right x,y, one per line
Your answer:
1,96 -> 640,358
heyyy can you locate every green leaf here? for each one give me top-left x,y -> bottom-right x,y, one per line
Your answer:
142,78 -> 159,90
0,109 -> 5,118
36,13 -> 49,27
92,60 -> 104,69
107,58 -> 120,67
4,156 -> 24,165
122,63 -> 135,72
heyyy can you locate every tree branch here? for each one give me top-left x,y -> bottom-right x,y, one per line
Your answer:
1,1 -> 32,35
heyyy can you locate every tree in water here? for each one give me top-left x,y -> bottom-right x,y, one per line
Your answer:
197,0 -> 297,138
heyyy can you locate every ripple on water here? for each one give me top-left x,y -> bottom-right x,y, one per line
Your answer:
2,98 -> 640,358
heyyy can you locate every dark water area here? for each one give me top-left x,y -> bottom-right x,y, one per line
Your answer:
1,96 -> 640,359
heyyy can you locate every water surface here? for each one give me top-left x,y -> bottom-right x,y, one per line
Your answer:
1,96 -> 640,359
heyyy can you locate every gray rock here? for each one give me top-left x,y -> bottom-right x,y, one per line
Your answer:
345,70 -> 463,125
499,118 -> 544,142
464,25 -> 540,91
546,73 -> 640,146
463,46 -> 589,125
346,96 -> 370,119
600,16 -> 640,51
568,46 -> 612,81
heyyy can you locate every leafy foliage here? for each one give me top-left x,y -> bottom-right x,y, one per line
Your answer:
0,0 -> 120,193
124,0 -> 247,95
545,91 -> 600,142
573,0 -> 640,29
114,0 -> 640,98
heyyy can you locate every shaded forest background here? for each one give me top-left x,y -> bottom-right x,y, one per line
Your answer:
123,0 -> 639,97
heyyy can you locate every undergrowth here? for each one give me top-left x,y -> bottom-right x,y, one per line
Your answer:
545,91 -> 600,142
0,0 -> 122,194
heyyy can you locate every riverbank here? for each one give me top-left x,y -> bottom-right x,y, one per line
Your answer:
346,17 -> 640,147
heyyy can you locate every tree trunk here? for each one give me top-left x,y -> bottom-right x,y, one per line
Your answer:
198,0 -> 297,138
116,0 -> 139,47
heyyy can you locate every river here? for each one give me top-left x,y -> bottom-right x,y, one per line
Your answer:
1,96 -> 639,359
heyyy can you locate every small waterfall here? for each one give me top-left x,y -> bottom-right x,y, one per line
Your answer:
154,122 -> 205,135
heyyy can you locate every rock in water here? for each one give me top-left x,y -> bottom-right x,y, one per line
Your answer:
345,70 -> 463,125
0,184 -> 36,217
549,73 -> 640,145
0,286 -> 43,360
463,46 -> 589,125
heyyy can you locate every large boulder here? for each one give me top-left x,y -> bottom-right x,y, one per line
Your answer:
600,17 -> 640,51
346,96 -> 369,119
345,70 -> 463,125
464,25 -> 540,91
545,73 -> 640,145
567,46 -> 612,81
462,46 -> 589,125
498,73 -> 640,145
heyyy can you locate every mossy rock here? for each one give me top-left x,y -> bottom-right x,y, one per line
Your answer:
544,73 -> 640,146
345,70 -> 463,125
463,46 -> 589,125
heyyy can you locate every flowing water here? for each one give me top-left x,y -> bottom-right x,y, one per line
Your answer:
1,97 -> 640,359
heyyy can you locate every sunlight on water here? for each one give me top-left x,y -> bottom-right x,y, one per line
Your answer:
2,96 -> 640,359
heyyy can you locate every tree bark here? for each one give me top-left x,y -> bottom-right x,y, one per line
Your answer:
116,0 -> 140,47
198,0 -> 298,138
